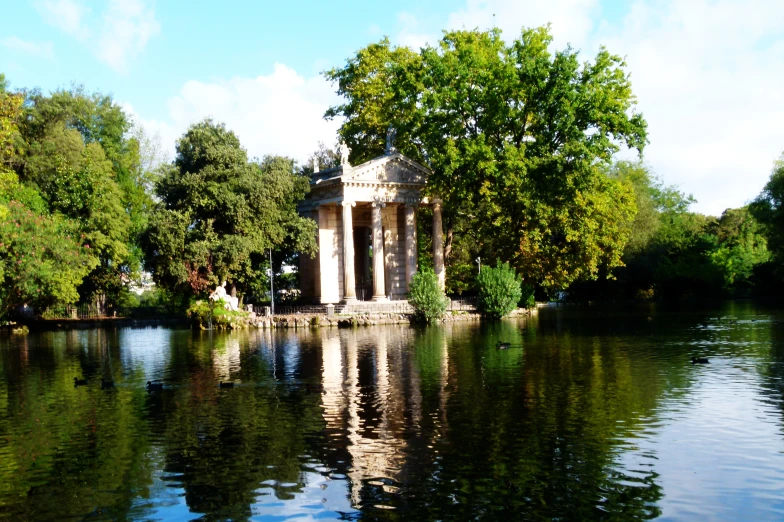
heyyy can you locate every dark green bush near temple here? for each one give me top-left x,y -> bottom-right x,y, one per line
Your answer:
407,268 -> 448,323
477,261 -> 523,318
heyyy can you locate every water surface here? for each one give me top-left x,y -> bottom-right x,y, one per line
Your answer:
1,302 -> 784,520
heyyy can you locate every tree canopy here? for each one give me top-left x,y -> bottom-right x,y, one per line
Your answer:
142,119 -> 317,298
326,26 -> 648,289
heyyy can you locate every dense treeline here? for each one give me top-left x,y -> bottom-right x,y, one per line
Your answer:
2,25 -> 784,319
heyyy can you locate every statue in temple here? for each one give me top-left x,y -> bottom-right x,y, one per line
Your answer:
385,126 -> 397,154
209,281 -> 239,311
312,157 -> 320,173
339,142 -> 351,166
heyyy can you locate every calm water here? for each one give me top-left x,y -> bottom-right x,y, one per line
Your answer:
2,303 -> 784,520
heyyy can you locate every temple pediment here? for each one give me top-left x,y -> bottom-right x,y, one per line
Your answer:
344,153 -> 429,185
301,151 -> 430,211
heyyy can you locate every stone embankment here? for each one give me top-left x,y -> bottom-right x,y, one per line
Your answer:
225,307 -> 536,330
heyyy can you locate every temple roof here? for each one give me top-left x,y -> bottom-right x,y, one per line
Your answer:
310,151 -> 430,186
300,151 -> 431,211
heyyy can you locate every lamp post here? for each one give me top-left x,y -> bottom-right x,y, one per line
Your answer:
269,249 -> 274,316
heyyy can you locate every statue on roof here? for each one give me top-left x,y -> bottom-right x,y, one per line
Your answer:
339,142 -> 351,166
385,126 -> 397,155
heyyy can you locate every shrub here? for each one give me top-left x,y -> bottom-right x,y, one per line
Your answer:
520,283 -> 536,309
407,268 -> 448,323
477,261 -> 523,318
187,299 -> 249,329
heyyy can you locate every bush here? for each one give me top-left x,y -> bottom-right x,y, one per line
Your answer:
477,261 -> 523,318
520,283 -> 536,309
187,299 -> 249,329
407,268 -> 448,323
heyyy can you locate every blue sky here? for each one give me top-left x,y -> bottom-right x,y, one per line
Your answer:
2,0 -> 784,216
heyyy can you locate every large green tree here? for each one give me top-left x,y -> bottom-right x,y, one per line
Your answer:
326,27 -> 647,290
751,153 -> 784,262
142,119 -> 317,298
8,85 -> 155,306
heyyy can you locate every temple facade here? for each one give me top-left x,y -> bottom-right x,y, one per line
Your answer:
298,148 -> 444,304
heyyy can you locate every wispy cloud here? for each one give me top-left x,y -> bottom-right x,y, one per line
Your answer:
34,0 -> 159,74
34,0 -> 88,37
131,63 -> 342,165
1,36 -> 54,59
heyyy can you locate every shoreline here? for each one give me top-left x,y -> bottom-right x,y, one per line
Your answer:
5,308 -> 537,332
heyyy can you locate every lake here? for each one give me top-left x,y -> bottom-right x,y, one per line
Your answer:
1,302 -> 784,520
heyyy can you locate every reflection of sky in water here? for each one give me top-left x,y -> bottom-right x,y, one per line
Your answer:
119,327 -> 174,380
250,471 -> 356,520
616,355 -> 784,520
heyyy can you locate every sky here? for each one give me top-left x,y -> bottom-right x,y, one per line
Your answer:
2,0 -> 783,216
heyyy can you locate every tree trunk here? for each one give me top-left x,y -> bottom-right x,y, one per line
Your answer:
444,225 -> 454,263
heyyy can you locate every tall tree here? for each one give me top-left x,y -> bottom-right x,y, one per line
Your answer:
142,119 -> 317,298
10,85 -> 153,306
751,153 -> 784,262
326,27 -> 647,290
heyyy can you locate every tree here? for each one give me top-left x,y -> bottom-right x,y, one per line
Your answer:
142,119 -> 317,298
751,153 -> 784,262
0,201 -> 98,318
300,141 -> 340,176
11,85 -> 151,306
326,26 -> 647,291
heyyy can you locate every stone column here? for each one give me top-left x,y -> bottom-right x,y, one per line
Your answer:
371,202 -> 388,302
432,199 -> 445,291
404,204 -> 417,289
318,205 -> 340,303
342,201 -> 357,302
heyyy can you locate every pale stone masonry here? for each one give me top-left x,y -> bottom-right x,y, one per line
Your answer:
298,148 -> 444,304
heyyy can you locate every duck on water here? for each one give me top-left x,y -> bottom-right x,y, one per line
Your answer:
692,357 -> 709,364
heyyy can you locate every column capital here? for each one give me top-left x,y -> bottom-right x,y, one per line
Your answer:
341,200 -> 357,208
371,200 -> 386,209
432,198 -> 443,208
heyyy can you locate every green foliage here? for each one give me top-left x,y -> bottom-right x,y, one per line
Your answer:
520,283 -> 536,309
3,81 -> 158,307
143,119 -> 317,299
187,299 -> 250,329
477,261 -> 523,318
570,162 -> 769,300
751,153 -> 784,263
326,26 -> 647,291
0,201 -> 98,318
407,268 -> 448,323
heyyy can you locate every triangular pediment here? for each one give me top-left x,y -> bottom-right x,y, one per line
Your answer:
344,153 -> 429,185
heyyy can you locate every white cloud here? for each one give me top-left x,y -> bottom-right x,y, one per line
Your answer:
130,64 -> 342,166
431,0 -> 784,215
1,36 -> 54,59
34,0 -> 88,37
34,0 -> 159,73
96,0 -> 159,73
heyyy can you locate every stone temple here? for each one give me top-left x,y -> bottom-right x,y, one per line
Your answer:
298,143 -> 444,305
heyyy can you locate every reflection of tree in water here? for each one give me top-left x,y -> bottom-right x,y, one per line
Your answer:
350,320 -> 666,520
6,306 -> 758,520
145,330 -> 327,520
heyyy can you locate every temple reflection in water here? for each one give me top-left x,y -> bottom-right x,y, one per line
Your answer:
316,326 -> 449,507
